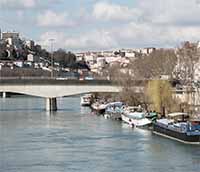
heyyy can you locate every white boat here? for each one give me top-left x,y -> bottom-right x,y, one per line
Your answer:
91,102 -> 108,114
121,106 -> 152,127
80,94 -> 92,106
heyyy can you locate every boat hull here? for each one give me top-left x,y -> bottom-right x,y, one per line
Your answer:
121,114 -> 151,127
94,108 -> 105,114
80,103 -> 91,107
91,105 -> 106,114
153,123 -> 200,144
104,112 -> 122,120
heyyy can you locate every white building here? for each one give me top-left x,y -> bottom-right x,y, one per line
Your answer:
27,54 -> 40,62
101,51 -> 113,57
13,61 -> 24,68
120,49 -> 136,58
140,47 -> 156,55
2,31 -> 21,48
2,32 -> 19,40
125,52 -> 136,58
96,57 -> 106,68
6,38 -> 13,46
194,59 -> 200,82
25,40 -> 35,49
84,54 -> 97,66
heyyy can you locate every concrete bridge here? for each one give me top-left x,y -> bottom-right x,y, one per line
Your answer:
0,78 -> 123,111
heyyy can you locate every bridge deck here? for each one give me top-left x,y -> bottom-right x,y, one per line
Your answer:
0,78 -> 121,98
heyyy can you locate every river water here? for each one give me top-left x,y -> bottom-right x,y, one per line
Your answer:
0,96 -> 200,172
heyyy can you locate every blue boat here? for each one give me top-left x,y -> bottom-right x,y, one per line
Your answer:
153,112 -> 200,144
104,102 -> 124,120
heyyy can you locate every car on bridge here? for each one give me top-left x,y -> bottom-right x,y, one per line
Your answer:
79,76 -> 94,81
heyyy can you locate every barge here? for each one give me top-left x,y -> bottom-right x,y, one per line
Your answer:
153,113 -> 200,144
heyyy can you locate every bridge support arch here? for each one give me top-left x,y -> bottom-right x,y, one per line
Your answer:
46,98 -> 57,111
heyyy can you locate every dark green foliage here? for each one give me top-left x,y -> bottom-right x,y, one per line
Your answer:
53,49 -> 77,68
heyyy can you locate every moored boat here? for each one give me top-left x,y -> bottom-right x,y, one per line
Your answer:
80,94 -> 93,106
104,102 -> 124,120
121,106 -> 152,127
153,112 -> 200,144
145,111 -> 158,122
91,102 -> 108,114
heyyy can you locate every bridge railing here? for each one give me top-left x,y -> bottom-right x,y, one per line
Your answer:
0,77 -> 116,85
0,76 -> 111,80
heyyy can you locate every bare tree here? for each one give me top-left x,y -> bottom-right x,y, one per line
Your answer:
131,49 -> 177,80
173,41 -> 200,114
173,41 -> 199,84
106,63 -> 145,106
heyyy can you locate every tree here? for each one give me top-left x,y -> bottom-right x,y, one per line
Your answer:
145,80 -> 179,116
105,63 -> 144,106
12,49 -> 18,59
53,49 -> 66,65
39,49 -> 50,58
173,41 -> 199,84
131,49 -> 177,80
53,50 -> 77,68
173,41 -> 200,113
65,51 -> 77,68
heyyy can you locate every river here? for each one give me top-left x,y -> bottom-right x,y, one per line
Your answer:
0,96 -> 199,172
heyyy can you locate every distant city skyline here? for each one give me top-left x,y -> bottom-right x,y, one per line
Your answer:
1,0 -> 200,51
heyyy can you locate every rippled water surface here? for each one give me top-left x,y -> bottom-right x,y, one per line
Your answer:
0,96 -> 200,172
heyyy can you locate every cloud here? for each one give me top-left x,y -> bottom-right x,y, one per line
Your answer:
38,31 -> 66,50
37,10 -> 76,27
0,0 -> 63,10
39,30 -> 118,51
136,0 -> 200,26
65,30 -> 118,50
0,0 -> 36,9
92,0 -> 200,26
89,0 -> 200,49
93,1 -> 140,22
39,22 -> 200,52
114,22 -> 200,48
14,0 -> 200,51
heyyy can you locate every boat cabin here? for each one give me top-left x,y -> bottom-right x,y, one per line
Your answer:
167,112 -> 189,122
126,106 -> 143,113
190,119 -> 200,131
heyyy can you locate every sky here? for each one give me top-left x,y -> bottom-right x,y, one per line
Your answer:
1,0 -> 200,52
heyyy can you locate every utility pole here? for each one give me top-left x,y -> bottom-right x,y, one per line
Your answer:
49,38 -> 55,78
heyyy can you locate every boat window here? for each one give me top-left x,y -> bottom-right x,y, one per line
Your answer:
128,113 -> 145,119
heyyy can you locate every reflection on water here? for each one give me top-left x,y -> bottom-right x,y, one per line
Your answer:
80,106 -> 90,115
0,96 -> 200,172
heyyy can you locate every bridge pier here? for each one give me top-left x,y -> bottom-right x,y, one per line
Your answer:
46,98 -> 57,111
2,92 -> 6,98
